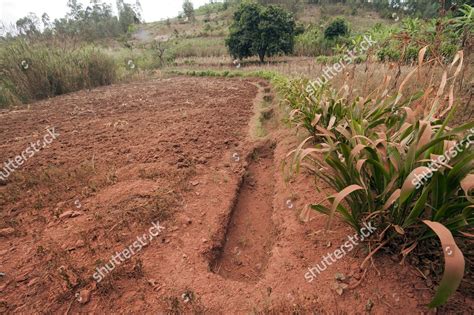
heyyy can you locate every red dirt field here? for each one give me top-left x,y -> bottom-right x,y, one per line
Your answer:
0,76 -> 472,313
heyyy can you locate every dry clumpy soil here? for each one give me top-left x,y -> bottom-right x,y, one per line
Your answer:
0,76 -> 472,313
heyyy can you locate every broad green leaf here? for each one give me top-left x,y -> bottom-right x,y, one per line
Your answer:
326,185 -> 365,230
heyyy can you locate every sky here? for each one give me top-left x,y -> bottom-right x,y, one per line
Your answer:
0,0 -> 212,26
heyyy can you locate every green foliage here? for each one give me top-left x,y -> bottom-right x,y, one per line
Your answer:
226,2 -> 296,62
117,0 -> 142,33
377,46 -> 401,62
161,4 -> 469,69
296,18 -> 388,57
15,13 -> 41,36
285,49 -> 472,306
194,1 -> 228,15
294,26 -> 328,56
451,4 -> 474,50
324,17 -> 349,40
56,0 -> 122,40
314,55 -> 330,64
9,0 -> 142,42
451,4 -> 474,35
183,0 -> 195,22
326,0 -> 473,19
372,12 -> 469,64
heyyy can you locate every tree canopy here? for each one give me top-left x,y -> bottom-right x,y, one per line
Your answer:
226,2 -> 296,62
8,0 -> 142,41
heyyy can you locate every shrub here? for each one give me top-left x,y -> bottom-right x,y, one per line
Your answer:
440,42 -> 459,61
315,55 -> 330,64
377,46 -> 401,62
294,26 -> 321,56
354,55 -> 367,63
307,113 -> 472,308
404,45 -> 420,63
324,17 -> 349,40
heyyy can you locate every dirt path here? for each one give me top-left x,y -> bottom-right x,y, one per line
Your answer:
0,76 -> 471,313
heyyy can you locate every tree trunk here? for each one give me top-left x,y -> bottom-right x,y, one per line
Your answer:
258,52 -> 265,63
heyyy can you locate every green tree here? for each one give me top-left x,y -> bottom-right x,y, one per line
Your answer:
67,0 -> 84,20
117,0 -> 142,33
182,0 -> 195,22
226,2 -> 296,62
16,13 -> 40,36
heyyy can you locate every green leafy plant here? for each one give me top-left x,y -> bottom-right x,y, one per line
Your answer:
288,49 -> 472,307
283,76 -> 398,145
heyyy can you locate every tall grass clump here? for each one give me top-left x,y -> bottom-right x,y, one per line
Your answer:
287,48 -> 473,307
0,39 -> 117,108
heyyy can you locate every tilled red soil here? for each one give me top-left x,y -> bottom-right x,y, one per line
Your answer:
0,76 -> 472,313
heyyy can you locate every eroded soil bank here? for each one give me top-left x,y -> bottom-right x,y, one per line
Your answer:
211,143 -> 277,283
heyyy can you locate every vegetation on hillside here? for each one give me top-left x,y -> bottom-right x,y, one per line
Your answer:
5,0 -> 142,41
0,0 -> 145,107
1,0 -> 472,105
257,0 -> 473,19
